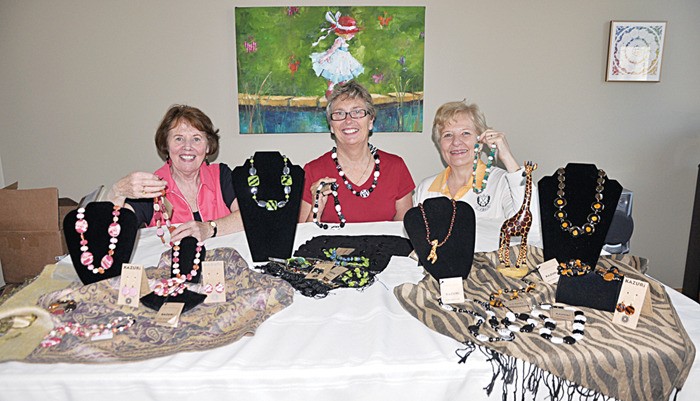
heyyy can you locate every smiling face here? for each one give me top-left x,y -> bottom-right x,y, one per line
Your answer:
329,96 -> 374,148
166,121 -> 209,175
438,113 -> 479,169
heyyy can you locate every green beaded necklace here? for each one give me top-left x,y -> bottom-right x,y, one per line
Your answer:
247,155 -> 293,211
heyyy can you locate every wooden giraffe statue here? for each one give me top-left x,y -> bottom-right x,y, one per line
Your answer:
498,161 -> 537,275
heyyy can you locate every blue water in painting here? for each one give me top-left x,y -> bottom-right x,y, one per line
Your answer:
239,100 -> 423,134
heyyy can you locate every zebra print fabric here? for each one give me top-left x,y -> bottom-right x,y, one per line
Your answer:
394,246 -> 695,401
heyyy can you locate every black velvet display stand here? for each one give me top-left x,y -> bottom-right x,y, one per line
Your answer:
141,237 -> 207,313
63,202 -> 138,285
404,198 -> 476,280
140,290 -> 206,314
232,151 -> 304,262
538,163 -> 623,312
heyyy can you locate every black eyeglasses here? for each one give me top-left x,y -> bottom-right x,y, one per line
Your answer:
330,109 -> 369,121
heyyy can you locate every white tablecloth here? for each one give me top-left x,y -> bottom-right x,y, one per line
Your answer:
0,221 -> 697,401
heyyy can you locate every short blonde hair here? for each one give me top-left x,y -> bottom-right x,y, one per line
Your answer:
431,101 -> 489,145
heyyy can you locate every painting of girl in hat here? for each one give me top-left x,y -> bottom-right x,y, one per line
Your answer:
310,11 -> 365,98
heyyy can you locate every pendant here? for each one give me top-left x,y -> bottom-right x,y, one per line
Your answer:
427,239 -> 439,264
359,189 -> 370,198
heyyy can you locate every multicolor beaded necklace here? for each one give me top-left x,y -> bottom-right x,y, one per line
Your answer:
331,143 -> 380,198
471,139 -> 496,194
74,205 -> 121,274
248,154 -> 293,211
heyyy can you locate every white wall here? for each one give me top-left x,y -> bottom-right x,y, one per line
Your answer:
1,0 -> 699,287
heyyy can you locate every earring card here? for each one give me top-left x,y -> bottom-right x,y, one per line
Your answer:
117,264 -> 148,308
613,277 -> 651,329
155,302 -> 184,327
202,261 -> 226,304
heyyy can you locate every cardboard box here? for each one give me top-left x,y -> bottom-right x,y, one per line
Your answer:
0,187 -> 72,283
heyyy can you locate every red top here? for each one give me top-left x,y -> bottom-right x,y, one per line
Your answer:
303,149 -> 415,223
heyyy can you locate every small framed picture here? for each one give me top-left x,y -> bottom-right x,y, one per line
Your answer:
606,21 -> 667,82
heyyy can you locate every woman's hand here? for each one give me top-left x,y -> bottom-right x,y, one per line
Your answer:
308,177 -> 337,221
169,220 -> 210,243
107,172 -> 166,206
478,129 -> 519,173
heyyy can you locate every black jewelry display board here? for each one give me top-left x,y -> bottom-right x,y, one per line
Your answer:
538,163 -> 622,268
140,290 -> 207,313
232,151 -> 304,262
404,197 -> 476,280
63,201 -> 138,285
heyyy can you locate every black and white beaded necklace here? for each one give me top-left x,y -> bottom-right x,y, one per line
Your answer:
531,304 -> 586,345
331,143 -> 380,198
313,182 -> 346,229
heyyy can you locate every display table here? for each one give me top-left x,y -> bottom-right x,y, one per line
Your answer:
0,221 -> 698,401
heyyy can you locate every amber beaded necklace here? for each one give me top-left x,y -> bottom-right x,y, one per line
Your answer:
419,199 -> 457,264
553,168 -> 606,237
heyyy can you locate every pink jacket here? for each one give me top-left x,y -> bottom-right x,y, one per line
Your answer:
149,162 -> 230,226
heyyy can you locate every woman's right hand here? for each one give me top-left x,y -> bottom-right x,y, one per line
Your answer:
108,172 -> 167,206
309,177 -> 337,219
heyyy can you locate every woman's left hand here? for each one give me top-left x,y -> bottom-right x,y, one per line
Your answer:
479,129 -> 519,173
169,221 -> 210,243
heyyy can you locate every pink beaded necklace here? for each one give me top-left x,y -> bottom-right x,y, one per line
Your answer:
153,191 -> 174,245
74,205 -> 121,274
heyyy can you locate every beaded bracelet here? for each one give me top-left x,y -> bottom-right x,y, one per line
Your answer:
323,248 -> 370,268
340,267 -> 371,287
531,304 -> 586,345
596,266 -> 624,281
557,259 -> 592,276
40,316 -> 135,348
489,281 -> 536,307
438,298 -> 515,343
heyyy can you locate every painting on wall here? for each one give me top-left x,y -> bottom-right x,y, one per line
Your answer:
606,21 -> 667,82
234,6 -> 425,134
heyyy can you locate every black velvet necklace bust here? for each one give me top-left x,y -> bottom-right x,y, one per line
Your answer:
63,201 -> 138,285
404,197 -> 476,280
232,151 -> 305,262
538,163 -> 622,268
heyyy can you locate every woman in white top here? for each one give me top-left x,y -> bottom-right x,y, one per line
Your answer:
414,101 -> 539,226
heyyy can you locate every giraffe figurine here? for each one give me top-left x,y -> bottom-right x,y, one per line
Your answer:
497,161 -> 537,277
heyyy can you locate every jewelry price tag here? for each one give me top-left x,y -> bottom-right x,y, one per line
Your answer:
117,264 -> 149,308
612,277 -> 650,329
202,261 -> 226,304
323,265 -> 347,282
439,277 -> 465,304
503,298 -> 531,313
155,302 -> 184,328
537,259 -> 560,285
334,247 -> 355,256
550,308 -> 575,322
305,262 -> 332,281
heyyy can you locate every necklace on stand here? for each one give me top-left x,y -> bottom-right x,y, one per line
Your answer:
553,168 -> 606,237
74,205 -> 122,274
313,182 -> 346,229
472,138 -> 496,194
248,154 -> 293,211
331,143 -> 380,198
154,239 -> 203,297
419,199 -> 457,264
154,191 -> 173,245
